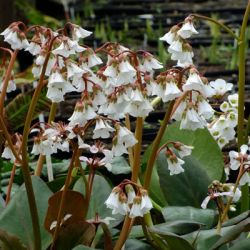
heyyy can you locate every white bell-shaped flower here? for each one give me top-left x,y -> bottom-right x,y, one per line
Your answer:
72,25 -> 92,40
177,19 -> 198,39
93,119 -> 115,139
180,106 -> 206,130
166,155 -> 185,175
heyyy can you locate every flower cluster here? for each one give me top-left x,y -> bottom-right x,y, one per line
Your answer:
29,118 -> 137,172
229,144 -> 250,186
160,16 -> 198,67
160,21 -> 217,131
207,79 -> 237,149
160,142 -> 193,175
105,182 -> 153,218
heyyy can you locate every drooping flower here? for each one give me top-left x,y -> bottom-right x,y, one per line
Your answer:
177,18 -> 198,39
166,150 -> 185,175
140,189 -> 153,214
72,24 -> 92,41
1,25 -> 29,50
105,182 -> 152,217
93,119 -> 115,139
182,69 -> 205,93
1,145 -> 15,162
173,142 -> 194,158
125,184 -> 136,204
125,88 -> 153,117
197,96 -> 214,119
159,25 -> 179,44
129,196 -> 143,218
154,74 -> 182,102
180,105 -> 206,131
69,101 -> 97,126
141,54 -> 163,72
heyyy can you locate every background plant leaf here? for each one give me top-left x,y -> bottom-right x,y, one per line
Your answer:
149,229 -> 195,250
109,156 -> 131,175
183,226 -> 233,250
157,154 -> 212,207
142,122 -> 224,207
152,220 -> 203,235
5,89 -> 51,131
162,206 -> 218,229
211,216 -> 250,250
0,176 -> 52,249
124,239 -> 153,250
229,238 -> 250,250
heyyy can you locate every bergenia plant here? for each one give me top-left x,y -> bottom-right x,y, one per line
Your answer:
0,2 -> 250,250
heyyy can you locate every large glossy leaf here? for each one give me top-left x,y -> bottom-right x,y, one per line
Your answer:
222,211 -> 250,227
149,229 -> 195,250
110,156 -> 131,175
142,122 -> 224,207
152,220 -> 203,235
211,216 -> 250,250
142,165 -> 167,207
0,176 -> 52,249
160,122 -> 224,180
124,239 -> 153,250
162,206 -> 218,229
73,175 -> 123,227
157,154 -> 212,207
229,238 -> 250,250
183,226 -> 233,250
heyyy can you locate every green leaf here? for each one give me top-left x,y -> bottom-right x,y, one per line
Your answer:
30,160 -> 70,178
0,176 -> 52,249
157,154 -> 212,207
162,206 -> 218,229
110,156 -> 131,175
222,211 -> 250,227
211,217 -> 250,249
142,165 -> 167,207
161,122 -> 224,180
183,226 -> 233,250
149,229 -> 195,250
129,225 -> 144,239
229,238 -> 250,250
152,220 -> 203,235
142,122 -> 223,207
124,239 -> 153,250
73,175 -> 123,227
